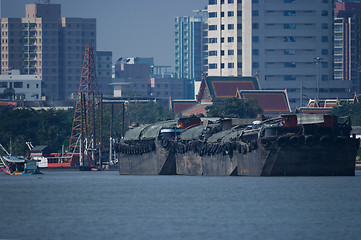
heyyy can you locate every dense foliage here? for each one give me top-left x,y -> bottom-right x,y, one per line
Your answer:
0,106 -> 74,155
0,102 -> 174,155
331,102 -> 361,126
205,98 -> 263,118
103,101 -> 174,139
127,102 -> 174,124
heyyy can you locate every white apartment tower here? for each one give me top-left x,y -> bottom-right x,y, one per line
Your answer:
207,0 -> 352,108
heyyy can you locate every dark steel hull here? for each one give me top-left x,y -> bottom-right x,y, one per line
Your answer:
115,137 -> 359,176
174,151 -> 238,176
238,137 -> 359,176
117,141 -> 176,175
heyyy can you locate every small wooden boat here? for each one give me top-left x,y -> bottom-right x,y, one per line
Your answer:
0,155 -> 43,175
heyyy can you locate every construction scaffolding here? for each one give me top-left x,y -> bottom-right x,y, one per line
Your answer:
69,44 -> 103,169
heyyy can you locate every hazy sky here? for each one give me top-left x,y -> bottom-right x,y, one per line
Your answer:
2,0 -> 207,68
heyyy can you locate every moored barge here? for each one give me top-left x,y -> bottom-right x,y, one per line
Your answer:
114,114 -> 360,176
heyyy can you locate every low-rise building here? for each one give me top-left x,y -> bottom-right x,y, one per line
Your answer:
0,69 -> 42,101
111,57 -> 187,106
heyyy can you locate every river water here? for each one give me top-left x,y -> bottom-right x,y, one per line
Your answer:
1,170 -> 361,240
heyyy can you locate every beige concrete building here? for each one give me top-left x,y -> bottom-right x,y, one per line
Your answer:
0,2 -> 96,103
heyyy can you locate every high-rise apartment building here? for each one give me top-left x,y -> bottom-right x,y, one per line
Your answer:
96,51 -> 113,96
0,2 -> 96,103
207,0 -> 353,108
175,15 -> 208,99
334,1 -> 361,94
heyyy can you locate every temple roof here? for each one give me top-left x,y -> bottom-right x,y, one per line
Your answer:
197,76 -> 260,102
237,89 -> 291,116
172,100 -> 198,115
180,103 -> 212,116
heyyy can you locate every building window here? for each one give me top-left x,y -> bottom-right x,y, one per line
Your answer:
221,37 -> 225,43
237,11 -> 242,16
252,49 -> 259,55
27,84 -> 30,88
228,11 -> 234,17
284,75 -> 296,81
237,37 -> 242,42
221,25 -> 225,30
209,25 -> 217,31
252,0 -> 258,3
209,63 -> 217,69
228,50 -> 234,55
221,50 -> 225,56
334,48 -> 342,54
252,36 -> 259,42
322,62 -> 328,68
284,23 -> 296,29
209,12 -> 217,18
228,37 -> 234,42
208,38 -> 217,43
221,0 -> 224,3
237,62 -> 242,68
209,0 -> 217,5
322,36 -> 328,42
322,0 -> 328,3
228,24 -> 234,30
221,63 -> 225,68
221,12 -> 225,17
237,24 -> 242,30
252,11 -> 259,16
252,23 -> 259,29
284,36 -> 296,42
252,62 -> 259,68
284,62 -> 296,68
238,49 -> 242,55
284,11 -> 296,16
322,75 -> 328,81
209,51 -> 217,56
228,0 -> 234,3
238,0 -> 242,3
284,49 -> 296,55
228,63 -> 234,68
284,0 -> 295,3
322,23 -> 328,29
14,82 -> 23,88
0,82 -> 7,88
322,49 -> 328,55
321,11 -> 328,16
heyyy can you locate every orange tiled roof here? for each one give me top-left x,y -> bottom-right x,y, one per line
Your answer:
172,100 -> 198,115
238,90 -> 291,115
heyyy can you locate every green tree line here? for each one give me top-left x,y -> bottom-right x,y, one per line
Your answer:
205,98 -> 263,118
0,101 -> 174,156
0,106 -> 74,155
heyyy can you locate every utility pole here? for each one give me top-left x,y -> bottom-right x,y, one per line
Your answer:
314,57 -> 322,101
300,82 -> 303,107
